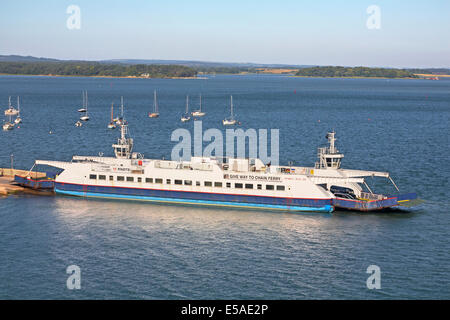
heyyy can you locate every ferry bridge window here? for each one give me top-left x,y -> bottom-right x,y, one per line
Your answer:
126,177 -> 134,182
99,175 -> 106,180
117,176 -> 125,181
184,180 -> 192,186
196,181 -> 201,186
109,176 -> 114,181
145,178 -> 153,183
204,181 -> 212,187
214,182 -> 222,187
266,185 -> 274,190
245,184 -> 253,189
89,174 -> 97,180
138,177 -> 142,183
155,178 -> 163,184
235,183 -> 243,189
166,179 -> 171,184
226,182 -> 231,188
276,185 -> 285,191
257,184 -> 262,190
175,180 -> 182,185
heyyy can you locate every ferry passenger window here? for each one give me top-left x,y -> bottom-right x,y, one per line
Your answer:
126,177 -> 134,182
166,179 -> 171,184
245,184 -> 253,189
175,180 -> 182,185
196,181 -> 201,186
226,182 -> 231,188
89,174 -> 97,180
184,180 -> 192,186
155,178 -> 163,184
109,176 -> 114,181
117,176 -> 125,181
276,185 -> 285,191
145,178 -> 153,183
138,177 -> 142,183
235,183 -> 243,189
266,185 -> 274,190
204,181 -> 212,187
214,182 -> 222,187
257,184 -> 262,190
99,175 -> 106,180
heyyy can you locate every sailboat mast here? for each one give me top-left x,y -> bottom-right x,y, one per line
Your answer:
186,95 -> 189,113
154,90 -> 158,113
17,96 -> 20,113
85,91 -> 88,115
121,96 -> 124,118
199,94 -> 202,112
111,103 -> 114,122
231,95 -> 233,117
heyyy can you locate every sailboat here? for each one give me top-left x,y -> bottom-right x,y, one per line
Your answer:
222,95 -> 237,125
75,120 -> 83,127
192,94 -> 205,118
115,96 -> 124,125
79,91 -> 90,121
181,95 -> 191,122
148,90 -> 160,118
3,114 -> 14,131
14,96 -> 22,124
78,91 -> 87,112
4,96 -> 19,116
108,102 -> 116,129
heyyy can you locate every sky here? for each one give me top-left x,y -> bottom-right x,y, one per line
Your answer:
0,0 -> 449,68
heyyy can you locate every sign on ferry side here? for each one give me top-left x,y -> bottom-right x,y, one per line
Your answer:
224,174 -> 282,182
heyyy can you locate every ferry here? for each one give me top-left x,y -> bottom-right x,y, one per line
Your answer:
34,122 -> 417,213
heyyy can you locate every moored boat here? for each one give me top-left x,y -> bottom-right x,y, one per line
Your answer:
34,124 -> 417,213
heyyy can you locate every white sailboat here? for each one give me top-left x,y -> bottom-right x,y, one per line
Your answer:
108,102 -> 116,129
115,96 -> 124,125
192,94 -> 205,118
79,91 -> 90,121
148,90 -> 159,118
78,91 -> 87,112
181,95 -> 191,122
222,95 -> 237,125
4,96 -> 19,116
75,120 -> 83,127
3,114 -> 14,131
14,96 -> 22,124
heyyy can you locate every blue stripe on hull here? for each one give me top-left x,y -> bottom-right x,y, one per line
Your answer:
55,186 -> 334,213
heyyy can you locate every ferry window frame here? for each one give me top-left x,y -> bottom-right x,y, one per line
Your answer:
266,185 -> 274,190
126,176 -> 134,182
89,174 -> 97,180
214,182 -> 222,187
138,177 -> 142,183
184,180 -> 192,186
196,181 -> 201,186
166,179 -> 171,184
98,175 -> 106,180
245,183 -> 253,189
276,185 -> 285,191
226,182 -> 231,188
145,178 -> 153,183
204,181 -> 212,187
235,183 -> 243,189
175,180 -> 182,185
257,184 -> 262,190
109,176 -> 114,181
117,176 -> 125,181
155,178 -> 163,184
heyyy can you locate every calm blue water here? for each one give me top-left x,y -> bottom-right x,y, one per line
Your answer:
0,75 -> 449,299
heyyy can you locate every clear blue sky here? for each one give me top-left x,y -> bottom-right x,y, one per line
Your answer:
0,0 -> 449,67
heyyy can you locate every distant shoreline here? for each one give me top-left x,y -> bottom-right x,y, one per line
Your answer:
0,73 -> 199,79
